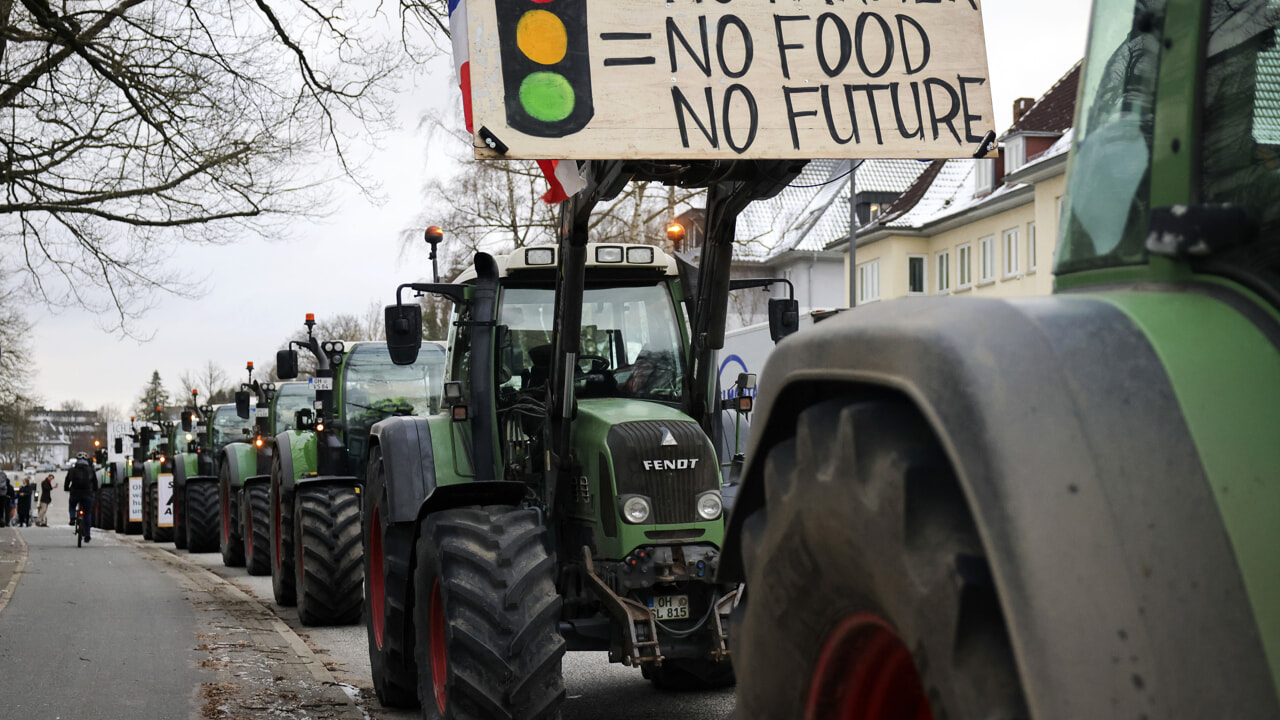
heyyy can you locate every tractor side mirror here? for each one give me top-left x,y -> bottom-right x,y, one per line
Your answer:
181,411 -> 193,432
114,438 -> 123,454
768,298 -> 800,342
94,448 -> 108,464
276,349 -> 299,380
235,391 -> 251,419
140,426 -> 154,445
133,446 -> 145,464
385,304 -> 423,366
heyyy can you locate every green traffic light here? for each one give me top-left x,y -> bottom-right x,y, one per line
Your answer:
519,72 -> 575,122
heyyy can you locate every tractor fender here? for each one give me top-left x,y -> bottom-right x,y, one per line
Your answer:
243,474 -> 270,488
720,293 -> 1276,719
173,454 -> 191,492
368,415 -> 528,524
272,430 -> 314,499
294,474 -> 360,490
221,443 -> 258,490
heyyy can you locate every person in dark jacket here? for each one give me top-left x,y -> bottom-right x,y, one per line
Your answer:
15,478 -> 34,527
0,476 -> 11,527
37,474 -> 56,527
64,453 -> 98,540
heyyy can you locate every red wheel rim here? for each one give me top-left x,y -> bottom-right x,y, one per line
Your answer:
221,485 -> 231,542
430,578 -> 448,715
369,505 -> 386,648
805,613 -> 935,720
274,490 -> 282,569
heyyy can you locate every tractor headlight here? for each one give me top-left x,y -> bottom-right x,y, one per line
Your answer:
696,491 -> 723,520
620,495 -> 652,524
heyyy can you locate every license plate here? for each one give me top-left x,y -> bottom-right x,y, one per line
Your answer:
648,595 -> 690,621
310,377 -> 333,390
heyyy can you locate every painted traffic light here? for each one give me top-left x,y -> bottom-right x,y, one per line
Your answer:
497,0 -> 594,138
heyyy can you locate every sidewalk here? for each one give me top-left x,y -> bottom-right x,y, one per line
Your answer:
0,527 -> 26,615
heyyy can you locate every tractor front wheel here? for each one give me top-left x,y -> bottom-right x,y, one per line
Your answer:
269,453 -> 296,606
293,484 -> 363,626
413,506 -> 565,719
243,483 -> 271,576
143,484 -> 155,541
218,475 -> 244,566
364,446 -> 418,708
184,480 -> 219,554
731,399 -> 1027,720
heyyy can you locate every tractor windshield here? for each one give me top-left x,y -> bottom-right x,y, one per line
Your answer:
342,342 -> 447,428
210,406 -> 254,453
497,282 -> 686,403
273,383 -> 315,435
1056,0 -> 1166,274
1198,0 -> 1280,299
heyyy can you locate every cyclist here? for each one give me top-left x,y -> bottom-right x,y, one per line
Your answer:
64,452 -> 98,542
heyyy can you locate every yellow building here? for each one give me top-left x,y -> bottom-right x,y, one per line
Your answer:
832,64 -> 1080,305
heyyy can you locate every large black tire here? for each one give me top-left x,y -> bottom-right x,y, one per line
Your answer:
173,473 -> 188,549
243,483 -> 271,576
185,480 -> 220,554
143,484 -> 155,540
293,484 -> 363,626
270,452 -> 296,606
218,475 -> 245,566
731,399 -> 1026,720
413,506 -> 565,720
363,446 -> 418,708
99,487 -> 116,532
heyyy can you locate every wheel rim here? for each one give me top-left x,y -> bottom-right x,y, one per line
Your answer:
805,612 -> 935,720
369,505 -> 386,649
222,484 -> 231,541
274,489 -> 282,569
430,578 -> 448,715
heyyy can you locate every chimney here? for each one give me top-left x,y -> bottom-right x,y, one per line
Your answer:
1012,97 -> 1035,125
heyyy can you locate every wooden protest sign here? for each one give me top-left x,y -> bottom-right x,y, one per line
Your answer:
464,0 -> 995,160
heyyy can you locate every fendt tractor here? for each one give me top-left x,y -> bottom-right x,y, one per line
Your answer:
112,422 -> 146,535
140,413 -> 176,543
216,363 -> 275,571
223,379 -> 314,575
719,0 -> 1280,716
268,316 -> 447,626
173,399 -> 255,559
91,444 -> 116,531
363,162 -> 799,714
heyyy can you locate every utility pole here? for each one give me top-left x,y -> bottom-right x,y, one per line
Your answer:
847,160 -> 863,307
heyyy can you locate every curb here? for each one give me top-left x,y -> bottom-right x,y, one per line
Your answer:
0,528 -> 28,616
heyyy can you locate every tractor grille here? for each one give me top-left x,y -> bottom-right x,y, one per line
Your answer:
607,420 -> 717,525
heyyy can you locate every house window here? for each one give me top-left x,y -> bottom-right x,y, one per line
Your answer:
908,256 -> 926,294
1005,135 -> 1026,173
937,250 -> 950,293
1028,222 -> 1038,272
1003,228 -> 1020,278
868,203 -> 883,221
957,244 -> 972,288
979,236 -> 995,284
857,259 -> 881,303
974,159 -> 994,194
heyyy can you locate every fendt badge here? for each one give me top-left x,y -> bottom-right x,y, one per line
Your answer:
660,427 -> 678,446
643,458 -> 699,471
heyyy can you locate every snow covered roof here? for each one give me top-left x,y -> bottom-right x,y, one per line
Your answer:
733,159 -> 927,262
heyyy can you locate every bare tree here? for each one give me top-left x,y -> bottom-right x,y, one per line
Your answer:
0,0 -> 444,332
58,399 -> 85,411
0,281 -> 33,408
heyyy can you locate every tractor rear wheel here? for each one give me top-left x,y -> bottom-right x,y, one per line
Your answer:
293,484 -> 363,626
173,478 -> 188,549
413,506 -> 565,720
184,481 -> 219,554
218,476 -> 244,566
731,399 -> 1027,720
270,453 -> 296,606
363,446 -> 418,708
243,483 -> 271,576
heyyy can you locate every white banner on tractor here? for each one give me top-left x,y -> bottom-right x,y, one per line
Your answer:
129,477 -> 144,523
462,0 -> 995,160
158,474 -> 175,528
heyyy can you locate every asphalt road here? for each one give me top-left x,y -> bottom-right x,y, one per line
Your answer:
0,525 -> 210,718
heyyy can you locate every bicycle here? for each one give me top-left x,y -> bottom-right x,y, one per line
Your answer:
75,500 -> 89,547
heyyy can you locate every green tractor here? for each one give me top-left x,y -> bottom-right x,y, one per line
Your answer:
364,170 -> 799,713
92,445 -> 116,531
216,361 -> 280,572
224,378 -> 315,576
720,0 -> 1280,716
112,425 -> 145,535
171,399 -> 255,559
268,316 -> 446,626
168,390 -> 207,551
129,410 -> 175,542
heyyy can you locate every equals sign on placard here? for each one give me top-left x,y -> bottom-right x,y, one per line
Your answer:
600,32 -> 655,66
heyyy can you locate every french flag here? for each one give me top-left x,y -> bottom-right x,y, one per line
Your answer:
448,0 -> 585,205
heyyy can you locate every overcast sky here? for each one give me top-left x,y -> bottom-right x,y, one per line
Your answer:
25,0 -> 1094,415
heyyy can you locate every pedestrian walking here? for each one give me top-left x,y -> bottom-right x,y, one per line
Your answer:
16,478 -> 34,527
37,474 -> 57,527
